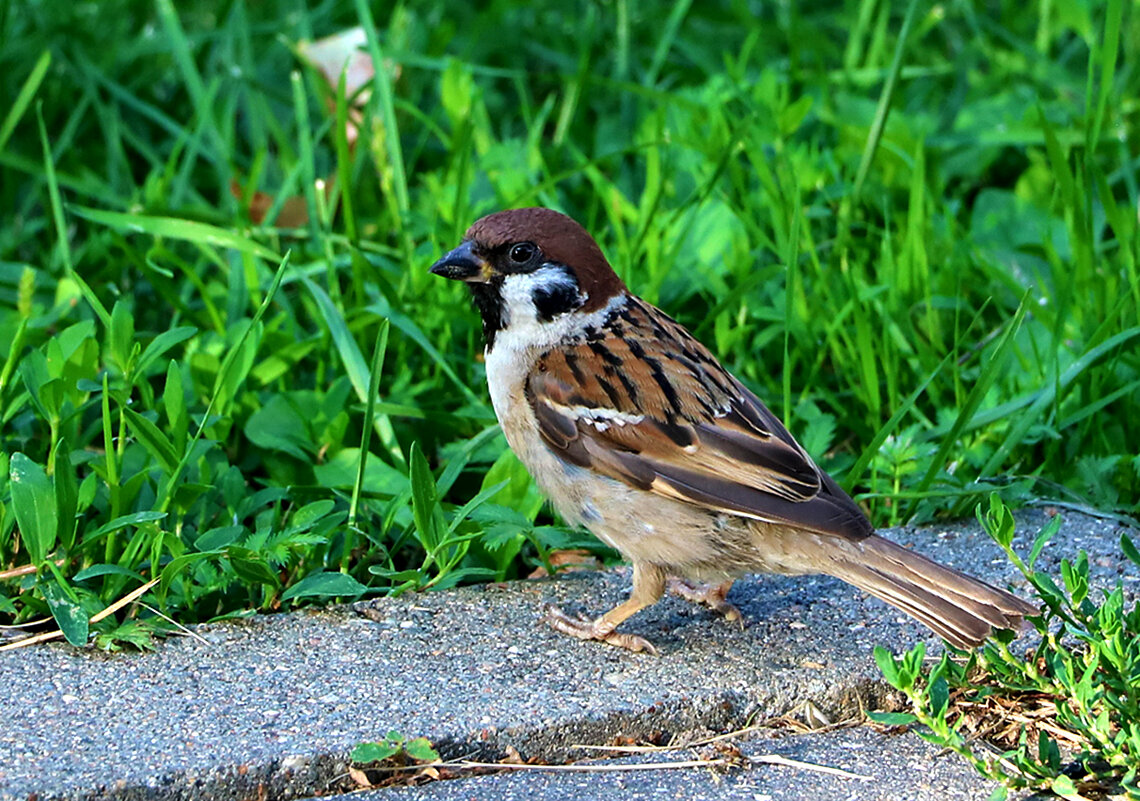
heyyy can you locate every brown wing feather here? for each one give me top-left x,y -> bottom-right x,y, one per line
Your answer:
527,297 -> 874,541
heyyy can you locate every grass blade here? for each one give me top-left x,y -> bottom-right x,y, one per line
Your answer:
0,50 -> 51,154
349,318 -> 392,540
906,295 -> 1030,516
852,0 -> 920,201
72,206 -> 279,262
37,104 -> 110,327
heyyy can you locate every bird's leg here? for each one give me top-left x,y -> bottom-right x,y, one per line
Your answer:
667,577 -> 742,624
542,563 -> 666,655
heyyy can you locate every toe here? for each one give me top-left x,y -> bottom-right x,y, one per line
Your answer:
602,631 -> 660,656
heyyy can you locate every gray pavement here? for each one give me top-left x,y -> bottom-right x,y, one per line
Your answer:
0,506 -> 1131,800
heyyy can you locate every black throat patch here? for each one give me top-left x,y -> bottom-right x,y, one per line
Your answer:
468,277 -> 506,350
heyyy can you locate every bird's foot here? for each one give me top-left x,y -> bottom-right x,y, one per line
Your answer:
540,606 -> 659,655
667,578 -> 742,625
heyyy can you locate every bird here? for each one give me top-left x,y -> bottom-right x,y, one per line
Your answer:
430,207 -> 1037,654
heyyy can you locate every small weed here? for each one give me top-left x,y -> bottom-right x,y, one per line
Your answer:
349,731 -> 441,789
872,495 -> 1140,799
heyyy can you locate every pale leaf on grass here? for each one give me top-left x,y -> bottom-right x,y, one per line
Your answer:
282,571 -> 367,601
41,578 -> 88,647
9,452 -> 57,565
72,206 -> 280,262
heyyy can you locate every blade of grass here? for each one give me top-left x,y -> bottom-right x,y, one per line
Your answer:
980,324 -> 1140,480
0,50 -> 51,154
37,104 -> 111,328
904,294 -> 1030,518
157,251 -> 292,513
782,177 -> 802,428
352,0 -> 409,217
290,70 -> 322,249
154,0 -> 226,185
852,0 -> 920,202
72,206 -> 280,262
1087,0 -> 1122,154
348,318 -> 391,541
303,277 -> 404,465
844,352 -> 952,493
644,0 -> 693,87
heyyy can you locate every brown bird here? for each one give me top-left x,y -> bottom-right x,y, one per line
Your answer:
430,207 -> 1036,654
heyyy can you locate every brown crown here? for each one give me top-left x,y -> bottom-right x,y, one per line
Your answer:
466,208 -> 627,312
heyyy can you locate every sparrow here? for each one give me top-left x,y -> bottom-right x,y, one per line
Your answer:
430,207 -> 1037,654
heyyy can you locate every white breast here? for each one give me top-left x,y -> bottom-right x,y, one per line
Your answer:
482,288 -> 629,530
483,284 -> 627,423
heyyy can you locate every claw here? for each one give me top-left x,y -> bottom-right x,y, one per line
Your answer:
601,631 -> 659,656
668,578 -> 743,625
541,605 -> 659,655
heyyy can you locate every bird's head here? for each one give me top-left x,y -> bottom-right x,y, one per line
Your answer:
429,208 -> 627,349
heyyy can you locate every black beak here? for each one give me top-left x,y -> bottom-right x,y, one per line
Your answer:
429,240 -> 490,282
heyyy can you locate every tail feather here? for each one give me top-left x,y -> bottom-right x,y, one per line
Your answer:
828,535 -> 1038,649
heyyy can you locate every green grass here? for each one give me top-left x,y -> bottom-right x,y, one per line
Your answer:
0,0 -> 1137,658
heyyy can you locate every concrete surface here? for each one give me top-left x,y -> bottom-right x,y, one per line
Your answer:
0,506 -> 1131,801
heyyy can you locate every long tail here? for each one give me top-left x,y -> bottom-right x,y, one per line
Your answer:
827,535 -> 1038,649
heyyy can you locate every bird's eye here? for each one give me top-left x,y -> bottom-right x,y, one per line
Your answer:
509,242 -> 536,264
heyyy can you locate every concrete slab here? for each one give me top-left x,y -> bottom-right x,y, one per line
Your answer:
0,507 -> 1129,800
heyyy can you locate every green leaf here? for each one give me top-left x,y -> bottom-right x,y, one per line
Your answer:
446,481 -> 508,537
123,408 -> 181,474
1037,732 -> 1061,771
408,442 -> 439,550
73,564 -> 146,582
1121,532 -> 1140,569
159,551 -> 222,597
211,320 -> 262,412
41,577 -> 89,647
987,786 -> 1008,801
403,737 -> 440,763
313,448 -> 409,494
866,711 -> 918,726
977,493 -> 1015,549
72,206 -> 280,261
226,548 -> 280,587
283,500 -> 336,533
137,327 -> 197,377
244,394 -> 313,460
873,645 -> 901,689
164,360 -> 188,452
109,299 -> 135,376
52,439 -> 78,551
281,571 -> 367,601
20,351 -> 63,420
1028,514 -> 1062,569
928,676 -> 949,716
195,525 -> 244,551
1050,774 -> 1079,798
86,511 -> 168,542
351,741 -> 400,764
480,448 -> 545,522
10,452 -> 57,564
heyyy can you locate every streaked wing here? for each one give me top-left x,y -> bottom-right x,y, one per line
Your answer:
527,296 -> 874,541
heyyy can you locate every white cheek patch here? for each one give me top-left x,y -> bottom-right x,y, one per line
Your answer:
498,265 -> 583,337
